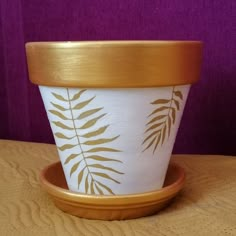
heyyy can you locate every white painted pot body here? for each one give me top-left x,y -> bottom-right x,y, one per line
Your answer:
40,85 -> 190,195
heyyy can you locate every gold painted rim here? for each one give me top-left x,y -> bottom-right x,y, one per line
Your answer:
26,41 -> 203,88
40,161 -> 185,207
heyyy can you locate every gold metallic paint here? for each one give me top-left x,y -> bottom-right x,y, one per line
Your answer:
40,161 -> 185,220
26,41 -> 202,88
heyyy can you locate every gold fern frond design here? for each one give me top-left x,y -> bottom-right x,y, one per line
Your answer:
49,89 -> 123,195
142,87 -> 183,154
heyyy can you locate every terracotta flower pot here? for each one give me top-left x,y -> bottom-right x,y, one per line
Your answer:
26,41 -> 202,195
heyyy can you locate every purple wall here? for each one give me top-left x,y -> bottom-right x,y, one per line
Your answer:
0,0 -> 235,155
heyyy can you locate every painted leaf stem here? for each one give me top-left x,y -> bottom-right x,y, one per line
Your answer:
49,89 -> 123,195
142,87 -> 183,154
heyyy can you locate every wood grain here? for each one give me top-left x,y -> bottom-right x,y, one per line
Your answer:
0,140 -> 235,236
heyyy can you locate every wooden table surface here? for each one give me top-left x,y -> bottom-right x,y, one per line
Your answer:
0,140 -> 235,236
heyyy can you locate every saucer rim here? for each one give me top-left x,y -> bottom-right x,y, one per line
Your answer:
40,161 -> 185,207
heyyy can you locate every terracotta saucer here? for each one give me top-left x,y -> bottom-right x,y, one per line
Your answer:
40,161 -> 185,220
